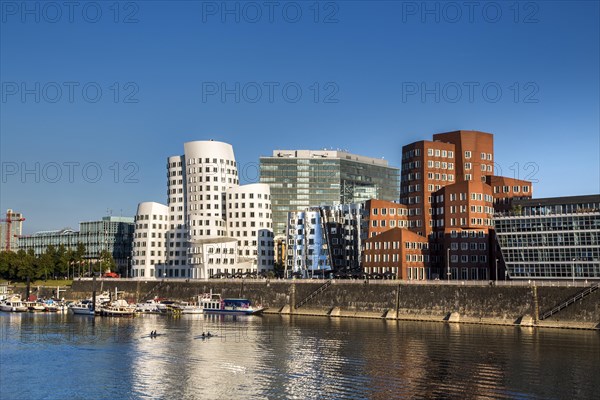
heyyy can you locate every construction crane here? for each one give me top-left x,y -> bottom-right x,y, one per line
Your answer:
1,211 -> 25,251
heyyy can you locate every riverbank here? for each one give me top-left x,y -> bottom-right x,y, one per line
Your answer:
14,279 -> 600,330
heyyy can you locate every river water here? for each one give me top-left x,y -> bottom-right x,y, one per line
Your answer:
0,312 -> 598,399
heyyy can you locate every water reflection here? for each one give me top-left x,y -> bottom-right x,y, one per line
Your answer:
1,313 -> 599,400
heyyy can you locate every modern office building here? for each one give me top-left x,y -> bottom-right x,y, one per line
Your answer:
0,209 -> 24,252
260,149 -> 400,237
131,140 -> 274,280
494,195 -> 600,280
79,216 -> 135,269
18,228 -> 80,255
18,216 -> 134,272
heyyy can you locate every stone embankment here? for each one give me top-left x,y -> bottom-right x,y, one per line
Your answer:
19,279 -> 600,330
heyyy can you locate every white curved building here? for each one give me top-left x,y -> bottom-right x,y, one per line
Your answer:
226,183 -> 274,272
184,140 -> 238,241
132,140 -> 273,279
132,202 -> 169,278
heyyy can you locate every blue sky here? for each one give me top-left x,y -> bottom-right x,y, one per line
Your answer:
1,1 -> 598,234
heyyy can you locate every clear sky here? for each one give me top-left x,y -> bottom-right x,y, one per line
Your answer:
1,1 -> 598,234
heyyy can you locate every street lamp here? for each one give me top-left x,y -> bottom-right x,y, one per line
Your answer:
495,258 -> 498,285
446,247 -> 451,282
572,258 -> 576,285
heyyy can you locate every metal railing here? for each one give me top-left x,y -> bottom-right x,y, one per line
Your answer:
295,279 -> 333,309
539,282 -> 599,320
76,277 -> 599,288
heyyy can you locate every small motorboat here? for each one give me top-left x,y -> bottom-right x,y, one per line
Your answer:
25,301 -> 46,312
0,295 -> 28,312
135,299 -> 161,313
99,299 -> 136,317
70,300 -> 95,315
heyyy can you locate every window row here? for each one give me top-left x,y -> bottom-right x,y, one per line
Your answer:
427,148 -> 454,158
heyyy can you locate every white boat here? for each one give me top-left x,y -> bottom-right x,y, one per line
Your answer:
0,295 -> 28,312
25,301 -> 46,312
99,299 -> 136,317
69,300 -> 95,315
175,302 -> 203,314
69,291 -> 111,316
199,292 -> 265,315
135,299 -> 161,313
156,300 -> 178,313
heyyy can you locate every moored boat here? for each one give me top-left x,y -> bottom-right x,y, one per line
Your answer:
199,292 -> 265,315
99,299 -> 136,317
0,295 -> 28,312
25,301 -> 46,312
69,300 -> 96,315
173,301 -> 203,314
135,299 -> 161,313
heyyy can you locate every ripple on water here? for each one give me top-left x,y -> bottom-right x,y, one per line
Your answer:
1,314 -> 599,400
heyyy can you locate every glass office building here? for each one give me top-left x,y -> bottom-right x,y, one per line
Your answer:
79,216 -> 135,268
18,216 -> 134,271
494,195 -> 600,279
260,150 -> 400,236
18,228 -> 80,255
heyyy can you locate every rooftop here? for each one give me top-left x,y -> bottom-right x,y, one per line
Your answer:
264,149 -> 392,167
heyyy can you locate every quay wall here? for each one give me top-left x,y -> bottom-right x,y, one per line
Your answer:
22,280 -> 600,330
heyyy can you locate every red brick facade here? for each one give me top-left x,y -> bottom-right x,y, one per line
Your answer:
363,199 -> 408,239
362,228 -> 430,280
362,130 -> 533,281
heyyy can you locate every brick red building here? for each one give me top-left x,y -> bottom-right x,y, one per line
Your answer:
363,130 -> 533,281
362,199 -> 408,239
486,176 -> 533,212
362,228 -> 430,280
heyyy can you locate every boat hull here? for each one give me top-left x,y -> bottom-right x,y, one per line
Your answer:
181,308 -> 204,314
0,304 -> 28,312
203,307 -> 265,315
100,310 -> 135,317
70,307 -> 95,315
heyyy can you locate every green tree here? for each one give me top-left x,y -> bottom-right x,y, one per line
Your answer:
73,243 -> 86,277
15,249 -> 35,281
27,249 -> 42,280
0,251 -> 14,280
99,250 -> 116,273
55,244 -> 69,278
39,246 -> 56,281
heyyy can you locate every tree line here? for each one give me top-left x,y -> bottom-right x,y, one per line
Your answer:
0,244 -> 117,281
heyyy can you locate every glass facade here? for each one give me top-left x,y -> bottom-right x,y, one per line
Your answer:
80,216 -> 135,268
494,195 -> 600,279
18,229 -> 79,255
260,151 -> 399,236
18,216 -> 134,270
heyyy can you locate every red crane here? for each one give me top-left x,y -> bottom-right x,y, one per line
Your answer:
1,211 -> 25,251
